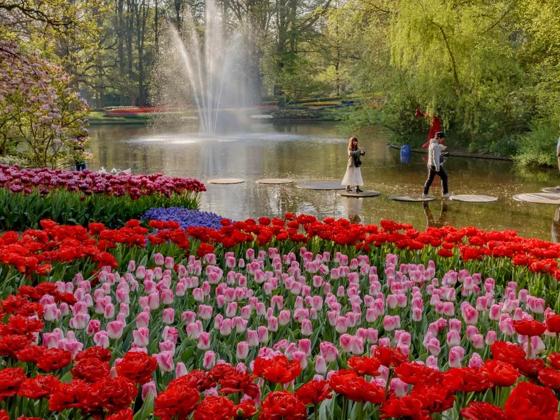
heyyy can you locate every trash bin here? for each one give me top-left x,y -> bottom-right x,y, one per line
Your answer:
400,144 -> 411,164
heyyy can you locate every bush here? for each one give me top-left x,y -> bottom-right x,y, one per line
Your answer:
514,120 -> 560,168
0,165 -> 205,230
0,189 -> 200,231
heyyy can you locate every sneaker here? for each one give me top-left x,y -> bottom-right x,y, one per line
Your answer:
356,187 -> 363,193
346,186 -> 352,192
442,192 -> 452,199
421,193 -> 428,198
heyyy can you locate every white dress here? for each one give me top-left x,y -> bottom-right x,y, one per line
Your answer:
341,149 -> 364,186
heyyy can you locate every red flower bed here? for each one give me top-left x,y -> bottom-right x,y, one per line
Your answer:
2,215 -> 559,283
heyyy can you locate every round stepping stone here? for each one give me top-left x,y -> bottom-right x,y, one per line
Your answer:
296,181 -> 345,191
542,187 -> 560,193
207,178 -> 245,184
390,195 -> 436,202
513,193 -> 560,205
256,178 -> 294,185
339,191 -> 380,198
450,194 -> 498,203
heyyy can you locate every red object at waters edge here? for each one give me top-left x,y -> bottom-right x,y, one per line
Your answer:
415,107 -> 443,149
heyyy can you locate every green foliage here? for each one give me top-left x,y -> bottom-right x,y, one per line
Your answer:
515,119 -> 560,168
0,189 -> 200,231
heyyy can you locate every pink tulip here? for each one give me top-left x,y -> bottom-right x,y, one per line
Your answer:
315,355 -> 327,375
94,331 -> 110,349
154,253 -> 165,266
448,346 -> 465,368
301,319 -> 313,336
136,311 -> 150,328
339,334 -> 353,353
135,266 -> 146,280
220,318 -> 233,336
162,326 -> 179,344
471,334 -> 485,349
426,355 -> 438,370
234,317 -> 248,333
468,353 -> 483,368
203,351 -> 216,369
460,302 -> 478,325
161,289 -> 174,305
426,337 -> 441,356
236,341 -> 249,360
197,332 -> 211,350
446,330 -> 461,347
164,256 -> 174,269
181,311 -> 197,324
175,281 -> 186,297
489,304 -> 501,320
186,321 -> 203,339
159,340 -> 175,353
156,351 -> 174,372
292,350 -> 308,369
43,304 -> 61,322
485,330 -> 497,345
267,316 -> 278,332
173,362 -> 187,378
87,320 -> 101,336
320,341 -> 338,362
69,313 -> 90,330
133,328 -> 150,347
148,292 -> 160,310
107,320 -> 125,339
383,315 -> 400,331
116,288 -> 130,304
162,308 -> 175,324
390,378 -> 409,397
257,326 -> 268,343
142,381 -> 157,401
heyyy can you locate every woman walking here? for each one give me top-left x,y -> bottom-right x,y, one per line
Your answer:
423,131 -> 450,198
342,136 -> 365,193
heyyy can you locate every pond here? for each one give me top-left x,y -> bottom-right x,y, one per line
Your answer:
89,121 -> 560,241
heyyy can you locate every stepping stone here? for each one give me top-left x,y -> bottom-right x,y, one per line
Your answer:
207,178 -> 245,184
513,193 -> 560,205
339,191 -> 380,198
296,181 -> 345,191
390,195 -> 436,202
450,194 -> 498,203
256,178 -> 294,185
542,187 -> 560,194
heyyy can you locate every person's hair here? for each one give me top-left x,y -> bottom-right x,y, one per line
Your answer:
436,131 -> 445,139
347,136 -> 358,150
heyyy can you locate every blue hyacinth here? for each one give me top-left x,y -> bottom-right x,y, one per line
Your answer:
142,207 -> 226,229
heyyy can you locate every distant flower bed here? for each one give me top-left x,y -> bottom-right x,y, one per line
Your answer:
0,165 -> 205,230
0,165 -> 205,198
142,207 -> 227,229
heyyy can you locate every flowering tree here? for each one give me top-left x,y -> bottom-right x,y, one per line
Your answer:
0,40 -> 89,168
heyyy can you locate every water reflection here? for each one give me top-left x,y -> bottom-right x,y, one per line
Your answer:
343,198 -> 363,224
423,201 -> 449,228
552,207 -> 560,243
88,122 -> 559,240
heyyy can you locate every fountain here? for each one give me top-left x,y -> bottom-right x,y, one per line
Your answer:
154,0 -> 255,135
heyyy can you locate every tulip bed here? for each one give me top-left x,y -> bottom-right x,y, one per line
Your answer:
1,215 -> 560,419
0,165 -> 205,229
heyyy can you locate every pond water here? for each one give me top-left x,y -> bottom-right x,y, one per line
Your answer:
89,121 -> 560,241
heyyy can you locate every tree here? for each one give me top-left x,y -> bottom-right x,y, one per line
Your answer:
0,41 -> 89,167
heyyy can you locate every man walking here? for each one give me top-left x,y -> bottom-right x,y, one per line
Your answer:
422,131 -> 450,198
